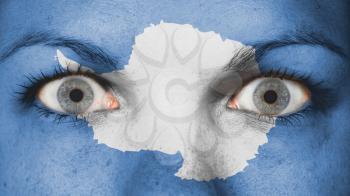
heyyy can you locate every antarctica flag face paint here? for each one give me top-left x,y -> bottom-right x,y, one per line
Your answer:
59,22 -> 275,181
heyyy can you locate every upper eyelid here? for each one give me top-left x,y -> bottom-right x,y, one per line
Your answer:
43,67 -> 113,90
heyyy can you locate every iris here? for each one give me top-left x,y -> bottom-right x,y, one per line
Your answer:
253,78 -> 290,115
57,78 -> 94,113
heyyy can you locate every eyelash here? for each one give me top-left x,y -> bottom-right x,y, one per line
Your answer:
16,65 -> 335,127
16,65 -> 112,124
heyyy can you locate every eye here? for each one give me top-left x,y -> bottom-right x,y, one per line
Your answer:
38,75 -> 119,114
227,77 -> 310,116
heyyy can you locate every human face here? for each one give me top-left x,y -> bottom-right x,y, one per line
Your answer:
0,0 -> 349,195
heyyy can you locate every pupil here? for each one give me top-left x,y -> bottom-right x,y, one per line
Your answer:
263,90 -> 278,104
69,89 -> 84,102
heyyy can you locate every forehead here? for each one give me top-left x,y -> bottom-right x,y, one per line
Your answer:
0,0 -> 349,61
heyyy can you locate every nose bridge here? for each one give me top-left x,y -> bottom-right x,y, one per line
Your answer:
147,67 -> 201,123
128,22 -> 248,123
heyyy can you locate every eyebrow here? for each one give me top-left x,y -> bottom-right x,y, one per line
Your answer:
0,31 -> 345,70
251,32 -> 347,61
0,32 -> 118,72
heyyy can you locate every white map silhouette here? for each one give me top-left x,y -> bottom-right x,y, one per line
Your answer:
60,22 -> 275,181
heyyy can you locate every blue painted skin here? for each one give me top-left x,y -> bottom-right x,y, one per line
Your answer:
0,0 -> 349,195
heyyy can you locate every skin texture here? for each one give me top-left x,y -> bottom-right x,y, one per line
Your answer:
0,0 -> 349,195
